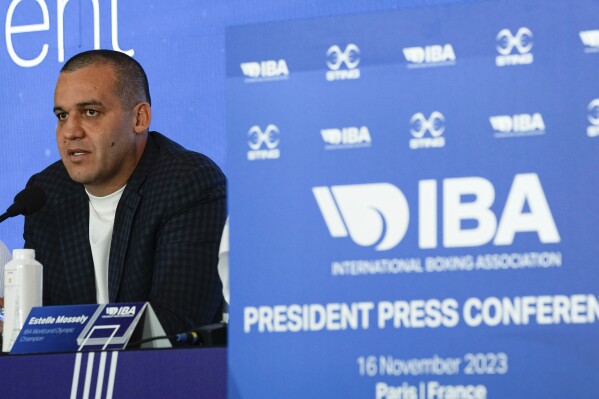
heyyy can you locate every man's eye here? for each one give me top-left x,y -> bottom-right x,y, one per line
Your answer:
56,112 -> 67,121
84,109 -> 98,117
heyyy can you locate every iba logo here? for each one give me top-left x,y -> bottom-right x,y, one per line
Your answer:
326,44 -> 361,81
579,30 -> 599,53
247,124 -> 281,161
495,27 -> 534,66
403,44 -> 456,68
321,126 -> 372,150
489,113 -> 545,138
240,59 -> 289,82
588,99 -> 599,137
313,174 -> 560,251
409,112 -> 446,149
105,306 -> 136,317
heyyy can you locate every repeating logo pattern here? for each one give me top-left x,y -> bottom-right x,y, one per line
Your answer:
240,59 -> 289,82
495,27 -> 534,66
409,112 -> 446,149
489,113 -> 545,138
321,126 -> 372,150
403,43 -> 456,68
247,124 -> 281,161
326,44 -> 361,81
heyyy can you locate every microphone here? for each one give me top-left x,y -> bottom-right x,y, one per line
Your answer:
174,323 -> 227,346
0,186 -> 47,224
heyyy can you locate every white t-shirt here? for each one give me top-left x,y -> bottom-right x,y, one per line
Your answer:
87,186 -> 125,304
217,217 -> 229,305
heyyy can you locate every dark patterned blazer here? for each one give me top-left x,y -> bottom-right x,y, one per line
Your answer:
24,132 -> 227,335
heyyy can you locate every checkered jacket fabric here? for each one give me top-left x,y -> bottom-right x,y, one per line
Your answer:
24,132 -> 227,335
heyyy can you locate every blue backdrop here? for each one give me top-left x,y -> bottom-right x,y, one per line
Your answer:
2,1 -> 598,398
226,0 -> 599,397
1,0 -> 440,251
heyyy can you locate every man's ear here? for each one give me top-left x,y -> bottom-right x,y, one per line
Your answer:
133,102 -> 152,133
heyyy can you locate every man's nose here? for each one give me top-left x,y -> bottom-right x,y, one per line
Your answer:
60,115 -> 85,140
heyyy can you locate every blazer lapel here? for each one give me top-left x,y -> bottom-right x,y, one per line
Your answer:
108,190 -> 141,302
58,187 -> 96,303
108,134 -> 159,302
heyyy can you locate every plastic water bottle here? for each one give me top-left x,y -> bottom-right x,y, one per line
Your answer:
2,249 -> 42,352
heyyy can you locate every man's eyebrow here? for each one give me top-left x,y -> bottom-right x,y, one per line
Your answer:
53,100 -> 105,113
76,100 -> 104,108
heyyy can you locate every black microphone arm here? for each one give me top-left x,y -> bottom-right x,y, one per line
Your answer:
0,186 -> 47,223
127,322 -> 228,348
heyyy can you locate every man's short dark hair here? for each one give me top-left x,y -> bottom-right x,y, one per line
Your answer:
61,49 -> 151,108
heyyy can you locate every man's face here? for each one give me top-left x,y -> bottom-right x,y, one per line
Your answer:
54,65 -> 139,196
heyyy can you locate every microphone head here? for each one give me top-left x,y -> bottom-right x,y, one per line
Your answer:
7,186 -> 47,217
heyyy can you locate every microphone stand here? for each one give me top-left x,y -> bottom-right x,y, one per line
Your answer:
0,213 -> 10,224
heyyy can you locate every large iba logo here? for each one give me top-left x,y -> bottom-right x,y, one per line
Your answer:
313,174 -> 560,251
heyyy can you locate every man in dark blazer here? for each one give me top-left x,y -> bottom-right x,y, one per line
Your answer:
23,50 -> 226,336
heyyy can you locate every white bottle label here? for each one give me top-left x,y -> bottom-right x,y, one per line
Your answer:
2,262 -> 43,352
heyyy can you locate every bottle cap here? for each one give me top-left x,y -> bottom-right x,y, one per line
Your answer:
12,249 -> 35,259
